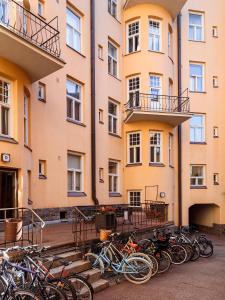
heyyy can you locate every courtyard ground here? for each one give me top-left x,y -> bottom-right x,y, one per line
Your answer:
95,234 -> 225,300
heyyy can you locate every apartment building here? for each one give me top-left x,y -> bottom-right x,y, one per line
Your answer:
0,0 -> 224,233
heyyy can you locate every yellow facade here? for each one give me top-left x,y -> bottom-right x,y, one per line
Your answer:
0,0 -> 225,231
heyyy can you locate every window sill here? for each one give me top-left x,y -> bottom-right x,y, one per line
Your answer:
38,98 -> 46,103
149,163 -> 165,167
108,132 -> 121,139
109,192 -> 122,197
0,136 -> 18,144
213,136 -> 219,139
67,118 -> 86,127
214,183 -> 219,186
190,142 -> 207,145
99,121 -> 104,125
39,175 -> 47,180
24,144 -> 32,152
148,50 -> 165,55
68,192 -> 87,197
190,186 -> 207,189
66,45 -> 86,58
213,86 -> 219,88
169,165 -> 174,169
99,179 -> 104,183
188,39 -> 205,43
126,163 -> 142,167
124,50 -> 141,57
108,73 -> 121,82
189,91 -> 207,94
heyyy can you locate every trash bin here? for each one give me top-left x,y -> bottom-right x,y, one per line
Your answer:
4,218 -> 23,242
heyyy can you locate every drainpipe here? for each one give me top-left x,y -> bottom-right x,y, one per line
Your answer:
177,13 -> 182,227
90,0 -> 99,205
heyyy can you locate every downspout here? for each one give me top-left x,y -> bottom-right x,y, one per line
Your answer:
177,13 -> 182,226
90,0 -> 99,205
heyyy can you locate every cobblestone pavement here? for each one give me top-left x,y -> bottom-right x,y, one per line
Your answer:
95,235 -> 225,300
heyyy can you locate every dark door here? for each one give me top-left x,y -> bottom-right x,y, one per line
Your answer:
0,170 -> 17,218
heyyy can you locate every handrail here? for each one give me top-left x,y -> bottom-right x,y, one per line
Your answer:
73,206 -> 92,221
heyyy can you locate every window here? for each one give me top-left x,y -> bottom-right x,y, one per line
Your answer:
67,79 -> 82,122
108,42 -> 118,77
168,25 -> 172,58
99,168 -> 104,183
38,82 -> 46,102
0,79 -> 10,136
108,100 -> 118,134
66,8 -> 81,52
150,132 -> 162,163
212,26 -> 218,37
108,0 -> 117,18
190,165 -> 205,187
0,0 -> 8,23
24,95 -> 29,145
190,63 -> 204,92
129,191 -> 141,207
168,79 -> 173,97
38,0 -> 44,17
99,109 -> 104,124
213,76 -> 218,88
149,75 -> 162,100
127,21 -> 140,53
189,12 -> 204,41
213,127 -> 218,138
190,115 -> 205,143
39,160 -> 47,179
213,173 -> 219,185
98,45 -> 103,60
169,134 -> 173,166
149,20 -> 160,52
109,160 -> 119,193
128,132 -> 141,164
68,153 -> 83,192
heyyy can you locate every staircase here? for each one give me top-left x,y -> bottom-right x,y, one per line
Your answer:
42,244 -> 110,294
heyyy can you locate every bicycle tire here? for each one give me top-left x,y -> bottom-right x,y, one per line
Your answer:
84,253 -> 105,273
190,244 -> 200,261
199,240 -> 213,258
123,257 -> 152,284
8,289 -> 42,300
48,277 -> 77,300
128,252 -> 153,269
144,253 -> 159,277
169,244 -> 187,265
156,250 -> 171,274
40,283 -> 67,300
68,274 -> 94,300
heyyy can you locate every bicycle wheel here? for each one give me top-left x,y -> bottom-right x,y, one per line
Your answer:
156,251 -> 171,274
198,240 -> 213,258
144,253 -> 159,277
169,244 -> 187,265
123,257 -> 152,284
84,253 -> 105,274
8,289 -> 42,300
128,252 -> 153,269
190,244 -> 200,261
68,274 -> 94,300
41,283 -> 67,300
48,277 -> 77,300
182,243 -> 193,262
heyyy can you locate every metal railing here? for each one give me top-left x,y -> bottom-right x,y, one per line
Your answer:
125,91 -> 190,114
0,0 -> 61,57
0,207 -> 45,246
72,203 -> 168,247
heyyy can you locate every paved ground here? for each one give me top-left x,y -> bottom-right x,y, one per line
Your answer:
95,234 -> 225,300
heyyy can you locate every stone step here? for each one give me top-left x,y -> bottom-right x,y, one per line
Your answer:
80,268 -> 102,284
44,251 -> 82,269
50,260 -> 91,277
92,279 -> 110,293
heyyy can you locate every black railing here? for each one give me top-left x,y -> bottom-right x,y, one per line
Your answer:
125,91 -> 190,114
0,0 -> 61,57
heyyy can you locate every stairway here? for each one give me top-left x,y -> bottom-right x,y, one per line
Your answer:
42,244 -> 110,294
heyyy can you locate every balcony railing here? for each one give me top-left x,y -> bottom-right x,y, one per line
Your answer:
125,91 -> 190,114
0,0 -> 61,57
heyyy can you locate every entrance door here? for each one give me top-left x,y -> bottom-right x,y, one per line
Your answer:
0,169 -> 17,218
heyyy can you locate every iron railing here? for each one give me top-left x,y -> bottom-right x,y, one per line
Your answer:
125,91 -> 190,114
72,203 -> 168,247
0,0 -> 61,57
0,207 -> 45,246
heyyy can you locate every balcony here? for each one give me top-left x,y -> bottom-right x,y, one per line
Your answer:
124,0 -> 187,19
124,92 -> 192,126
0,0 -> 64,82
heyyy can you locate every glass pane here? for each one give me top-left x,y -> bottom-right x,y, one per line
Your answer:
109,176 -> 112,192
198,178 -> 203,185
113,118 -> 117,134
156,147 -> 161,162
136,147 -> 140,163
68,171 -> 74,191
67,97 -> 73,118
189,25 -> 195,40
128,38 -> 133,53
129,148 -> 134,163
150,147 -> 154,162
190,77 -> 195,91
197,77 -> 203,91
113,177 -> 117,192
190,178 -> 196,186
76,172 -> 81,191
190,127 -> 195,142
196,27 -> 202,40
195,128 -> 203,142
66,80 -> 81,100
191,115 -> 203,126
108,57 -> 112,74
66,24 -> 73,47
113,60 -> 117,76
108,116 -> 112,132
68,154 -> 81,169
189,14 -> 202,25
192,166 -> 203,176
74,101 -> 80,121
108,43 -> 116,58
190,64 -> 203,76
67,9 -> 80,31
1,106 -> 9,135
109,161 -> 117,174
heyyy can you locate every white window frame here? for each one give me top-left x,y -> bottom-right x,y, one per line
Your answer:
127,76 -> 140,107
108,0 -> 117,18
109,160 -> 119,193
24,94 -> 29,146
189,12 -> 204,41
67,153 -> 84,192
150,131 -> 162,164
190,63 -> 204,92
127,20 -> 140,54
149,19 -> 161,52
0,77 -> 11,137
149,74 -> 162,103
169,134 -> 173,166
190,165 -> 205,187
190,114 -> 205,143
108,41 -> 118,77
66,79 -> 82,123
127,132 -> 141,164
108,100 -> 118,135
66,8 -> 82,53
128,190 -> 141,207
38,0 -> 44,17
